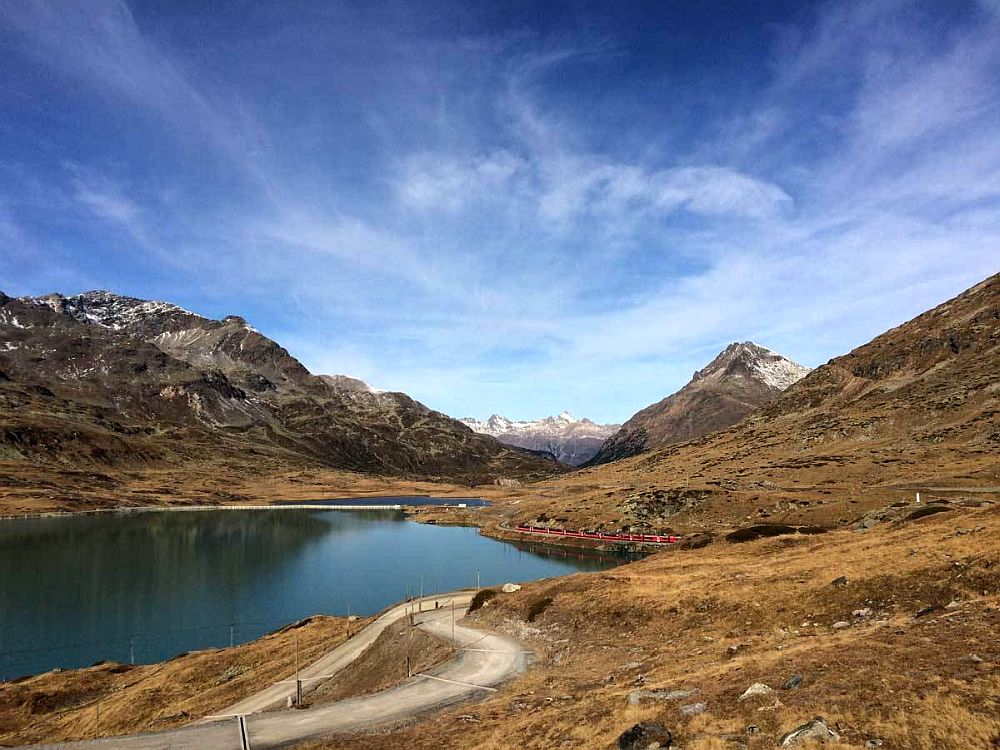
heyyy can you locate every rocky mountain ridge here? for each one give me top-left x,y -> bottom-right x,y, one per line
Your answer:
0,290 -> 561,485
461,411 -> 620,466
585,341 -> 809,466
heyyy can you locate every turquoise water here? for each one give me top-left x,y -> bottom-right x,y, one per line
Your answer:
0,508 -> 619,678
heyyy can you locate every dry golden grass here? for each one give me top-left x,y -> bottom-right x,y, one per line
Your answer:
294,503 -> 1000,749
310,624 -> 452,705
0,615 -> 360,745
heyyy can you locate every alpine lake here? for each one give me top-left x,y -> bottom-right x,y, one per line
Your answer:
0,499 -> 628,678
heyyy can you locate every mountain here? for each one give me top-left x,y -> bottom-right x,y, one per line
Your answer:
585,342 -> 809,466
0,290 -> 561,487
516,273 -> 1000,534
460,412 -> 620,466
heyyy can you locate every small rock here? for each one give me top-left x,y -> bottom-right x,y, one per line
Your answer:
617,722 -> 672,749
866,740 -> 884,748
738,683 -> 773,701
782,673 -> 804,690
945,600 -> 962,610
501,583 -> 521,593
780,716 -> 840,746
914,605 -> 937,618
852,608 -> 873,619
830,576 -> 849,587
832,621 -> 851,630
970,654 -> 984,663
680,702 -> 707,716
627,689 -> 698,705
746,724 -> 761,735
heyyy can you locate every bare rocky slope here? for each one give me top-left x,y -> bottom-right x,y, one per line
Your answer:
0,291 -> 561,487
461,412 -> 620,466
585,342 -> 809,466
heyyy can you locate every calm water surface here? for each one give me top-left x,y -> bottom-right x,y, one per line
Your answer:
0,508 -> 621,678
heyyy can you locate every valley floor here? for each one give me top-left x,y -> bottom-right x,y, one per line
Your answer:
0,462 -> 506,517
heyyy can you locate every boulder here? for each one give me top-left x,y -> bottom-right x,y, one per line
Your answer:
617,722 -> 672,749
680,702 -> 707,715
501,583 -> 521,593
738,683 -> 773,701
832,621 -> 851,630
782,673 -> 804,691
830,576 -> 849,587
780,716 -> 840,746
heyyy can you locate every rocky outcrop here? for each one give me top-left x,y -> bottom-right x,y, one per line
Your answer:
779,717 -> 840,746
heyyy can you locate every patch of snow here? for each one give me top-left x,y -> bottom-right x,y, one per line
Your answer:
21,291 -> 201,330
462,412 -> 619,440
696,341 -> 809,391
320,374 -> 387,394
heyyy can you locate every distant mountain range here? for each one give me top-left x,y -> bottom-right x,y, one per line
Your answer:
0,290 -> 561,485
461,412 -> 620,466
585,341 -> 809,466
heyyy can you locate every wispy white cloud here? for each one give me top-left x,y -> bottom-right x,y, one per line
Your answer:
397,148 -> 792,229
71,177 -> 140,225
397,151 -> 527,211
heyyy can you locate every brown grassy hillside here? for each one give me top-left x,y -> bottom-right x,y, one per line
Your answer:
502,273 -> 1000,537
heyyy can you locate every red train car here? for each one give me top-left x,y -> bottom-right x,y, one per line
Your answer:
514,524 -> 679,545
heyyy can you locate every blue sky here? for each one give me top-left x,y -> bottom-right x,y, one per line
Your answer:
1,0 -> 998,424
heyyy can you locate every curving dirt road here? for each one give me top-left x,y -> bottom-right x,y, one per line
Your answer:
34,593 -> 531,749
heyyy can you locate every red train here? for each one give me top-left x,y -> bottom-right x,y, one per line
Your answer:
513,524 -> 680,545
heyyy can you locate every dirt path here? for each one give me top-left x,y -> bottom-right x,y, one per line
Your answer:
31,593 -> 531,749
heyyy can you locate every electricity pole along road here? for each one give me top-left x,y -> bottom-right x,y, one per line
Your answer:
31,591 -> 533,750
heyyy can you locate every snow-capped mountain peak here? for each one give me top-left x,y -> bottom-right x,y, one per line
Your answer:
693,341 -> 810,390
